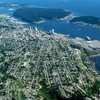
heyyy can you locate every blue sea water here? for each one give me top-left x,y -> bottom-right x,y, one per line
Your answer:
0,0 -> 100,40
89,56 -> 100,72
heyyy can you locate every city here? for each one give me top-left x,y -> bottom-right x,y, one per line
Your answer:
0,14 -> 100,100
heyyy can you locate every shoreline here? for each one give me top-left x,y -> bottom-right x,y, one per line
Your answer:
88,53 -> 100,58
33,20 -> 46,24
71,21 -> 100,28
1,14 -> 100,73
72,37 -> 100,73
55,13 -> 74,20
88,58 -> 97,71
13,7 -> 73,24
18,14 -> 73,24
88,54 -> 100,72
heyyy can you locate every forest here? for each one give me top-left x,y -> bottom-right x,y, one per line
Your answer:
13,7 -> 71,23
70,16 -> 100,26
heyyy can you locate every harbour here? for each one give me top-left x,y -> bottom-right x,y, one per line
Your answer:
0,0 -> 100,41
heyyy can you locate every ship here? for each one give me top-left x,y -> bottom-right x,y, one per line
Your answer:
86,36 -> 91,41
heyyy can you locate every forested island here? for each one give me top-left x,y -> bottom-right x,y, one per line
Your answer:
70,16 -> 100,28
13,7 -> 72,23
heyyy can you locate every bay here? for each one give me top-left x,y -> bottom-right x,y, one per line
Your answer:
0,0 -> 100,40
0,0 -> 100,71
89,56 -> 100,72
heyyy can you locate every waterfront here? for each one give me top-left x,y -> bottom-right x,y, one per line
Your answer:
89,55 -> 100,72
0,0 -> 100,40
0,0 -> 100,71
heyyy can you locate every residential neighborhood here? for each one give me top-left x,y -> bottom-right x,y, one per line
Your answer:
0,14 -> 100,100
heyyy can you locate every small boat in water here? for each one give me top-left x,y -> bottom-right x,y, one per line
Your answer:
9,8 -> 14,10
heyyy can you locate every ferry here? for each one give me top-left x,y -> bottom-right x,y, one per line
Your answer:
86,36 -> 91,40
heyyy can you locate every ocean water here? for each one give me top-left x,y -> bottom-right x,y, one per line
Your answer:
0,0 -> 100,40
89,56 -> 100,72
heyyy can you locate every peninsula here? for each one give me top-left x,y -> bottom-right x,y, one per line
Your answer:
70,16 -> 100,28
13,7 -> 72,23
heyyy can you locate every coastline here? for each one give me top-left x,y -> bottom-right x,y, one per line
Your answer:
33,20 -> 46,24
1,13 -> 100,74
72,37 -> 100,73
18,14 -> 73,24
88,54 -> 100,72
88,58 -> 96,71
55,13 -> 74,20
88,53 -> 100,58
71,21 -> 100,28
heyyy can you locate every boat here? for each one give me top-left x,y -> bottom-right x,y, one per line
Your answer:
9,8 -> 14,10
86,36 -> 91,40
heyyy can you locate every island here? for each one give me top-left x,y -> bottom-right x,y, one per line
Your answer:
70,16 -> 100,28
13,7 -> 72,23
